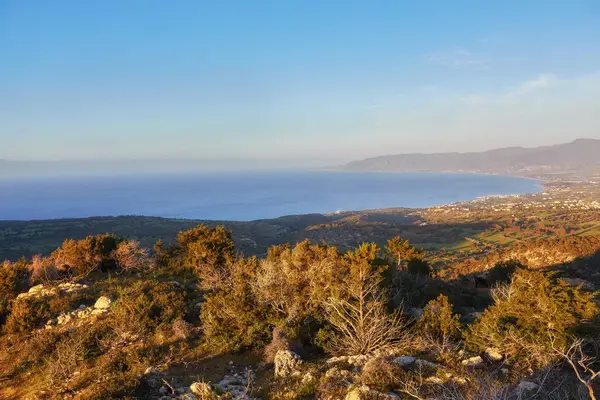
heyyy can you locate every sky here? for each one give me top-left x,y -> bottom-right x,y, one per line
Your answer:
1,0 -> 599,166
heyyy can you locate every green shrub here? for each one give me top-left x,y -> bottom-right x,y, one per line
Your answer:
466,269 -> 599,370
111,280 -> 187,337
176,224 -> 237,289
50,234 -> 120,277
200,258 -> 271,351
0,260 -> 31,328
3,297 -> 52,334
417,294 -> 462,362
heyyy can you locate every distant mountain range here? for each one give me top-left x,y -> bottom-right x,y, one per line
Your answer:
340,139 -> 600,179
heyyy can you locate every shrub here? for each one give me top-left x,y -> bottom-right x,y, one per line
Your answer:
0,259 -> 31,327
263,327 -> 291,363
253,241 -> 343,325
3,297 -> 52,334
417,294 -> 462,362
466,269 -> 599,370
30,254 -> 60,283
50,234 -> 120,278
406,258 -> 432,276
200,258 -> 271,351
3,290 -> 94,334
111,280 -> 187,338
176,224 -> 237,290
113,240 -> 153,272
359,357 -> 402,392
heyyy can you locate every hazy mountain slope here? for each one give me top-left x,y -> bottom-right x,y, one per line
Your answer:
341,139 -> 600,177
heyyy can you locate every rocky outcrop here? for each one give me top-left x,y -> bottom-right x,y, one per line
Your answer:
274,350 -> 302,377
45,296 -> 112,329
17,282 -> 88,300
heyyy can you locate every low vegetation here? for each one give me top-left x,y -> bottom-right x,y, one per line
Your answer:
1,207 -> 599,398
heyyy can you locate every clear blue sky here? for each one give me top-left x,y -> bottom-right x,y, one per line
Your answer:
1,0 -> 599,165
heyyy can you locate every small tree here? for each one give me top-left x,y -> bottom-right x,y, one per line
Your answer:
324,243 -> 409,355
386,236 -> 424,271
417,294 -> 462,361
177,225 -> 237,290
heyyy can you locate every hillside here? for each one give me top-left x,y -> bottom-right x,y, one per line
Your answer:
341,138 -> 600,179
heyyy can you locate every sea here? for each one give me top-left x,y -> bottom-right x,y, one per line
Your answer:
0,171 -> 542,221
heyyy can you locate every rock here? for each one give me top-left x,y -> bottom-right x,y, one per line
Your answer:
158,386 -> 170,395
461,356 -> 484,368
94,296 -> 112,310
408,307 -> 424,320
394,356 -> 416,367
144,366 -> 159,375
274,350 -> 302,378
561,278 -> 596,291
517,381 -> 539,393
484,348 -> 503,362
414,359 -> 440,370
29,284 -> 44,293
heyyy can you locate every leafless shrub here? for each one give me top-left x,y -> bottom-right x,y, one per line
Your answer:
30,254 -> 60,283
263,327 -> 291,363
172,318 -> 194,340
113,240 -> 152,272
359,356 -> 402,392
551,335 -> 600,400
324,243 -> 410,356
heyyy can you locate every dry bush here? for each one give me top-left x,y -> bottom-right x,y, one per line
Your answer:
113,240 -> 152,272
551,335 -> 600,400
172,318 -> 195,340
263,327 -> 291,363
30,254 -> 60,283
253,241 -> 343,324
359,356 -> 402,392
324,243 -> 410,356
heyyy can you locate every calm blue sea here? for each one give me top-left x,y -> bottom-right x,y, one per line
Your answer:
0,171 -> 541,221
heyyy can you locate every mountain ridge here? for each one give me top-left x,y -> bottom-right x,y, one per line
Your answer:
339,138 -> 600,178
